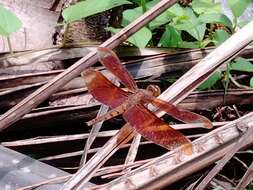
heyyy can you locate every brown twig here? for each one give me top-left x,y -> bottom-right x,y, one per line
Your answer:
17,175 -> 72,190
39,141 -> 151,161
123,133 -> 141,173
39,134 -> 203,161
96,159 -> 152,178
1,130 -> 118,147
2,121 -> 217,147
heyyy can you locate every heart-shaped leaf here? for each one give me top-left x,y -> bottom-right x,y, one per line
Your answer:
228,0 -> 251,17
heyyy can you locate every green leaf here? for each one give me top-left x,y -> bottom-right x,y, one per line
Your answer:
127,27 -> 152,48
197,71 -> 222,90
250,77 -> 253,88
198,13 -> 233,29
62,0 -> 132,23
192,0 -> 221,14
122,0 -> 171,30
148,12 -> 171,30
158,25 -> 182,47
228,0 -> 251,17
172,7 -> 206,41
122,9 -> 142,26
173,21 -> 206,41
107,27 -> 152,48
0,5 -> 22,36
230,57 -> 253,72
212,29 -> 230,46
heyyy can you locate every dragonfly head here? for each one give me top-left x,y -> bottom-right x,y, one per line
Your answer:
146,85 -> 161,97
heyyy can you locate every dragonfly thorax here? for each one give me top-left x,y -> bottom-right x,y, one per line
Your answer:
126,89 -> 151,105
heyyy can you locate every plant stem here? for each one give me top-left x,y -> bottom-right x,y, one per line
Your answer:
61,23 -> 70,48
229,74 -> 253,90
141,0 -> 147,13
232,16 -> 238,33
6,36 -> 13,54
224,62 -> 230,95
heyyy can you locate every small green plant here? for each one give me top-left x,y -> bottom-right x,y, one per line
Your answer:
195,0 -> 252,90
198,57 -> 253,91
0,5 -> 22,54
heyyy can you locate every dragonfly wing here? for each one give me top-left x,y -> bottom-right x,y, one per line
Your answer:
151,98 -> 213,129
123,104 -> 192,154
82,68 -> 129,108
97,47 -> 138,91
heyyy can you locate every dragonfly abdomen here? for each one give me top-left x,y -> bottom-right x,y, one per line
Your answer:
86,103 -> 129,126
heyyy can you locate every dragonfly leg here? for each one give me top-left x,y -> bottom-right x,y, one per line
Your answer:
86,103 -> 129,126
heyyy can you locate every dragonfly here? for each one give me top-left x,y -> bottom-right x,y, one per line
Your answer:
82,48 -> 212,154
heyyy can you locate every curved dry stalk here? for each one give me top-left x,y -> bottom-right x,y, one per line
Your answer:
79,77 -> 119,166
79,104 -> 110,166
229,74 -> 253,90
123,133 -> 141,173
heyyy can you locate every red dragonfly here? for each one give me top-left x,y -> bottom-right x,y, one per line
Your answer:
82,48 -> 212,154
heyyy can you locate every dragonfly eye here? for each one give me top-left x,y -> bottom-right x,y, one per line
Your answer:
146,85 -> 161,97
